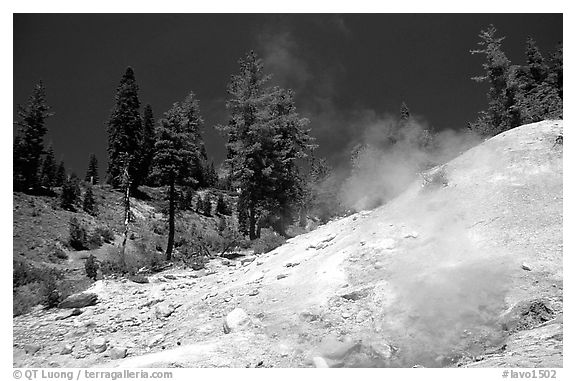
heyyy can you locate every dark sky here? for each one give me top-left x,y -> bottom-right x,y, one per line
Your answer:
13,14 -> 562,178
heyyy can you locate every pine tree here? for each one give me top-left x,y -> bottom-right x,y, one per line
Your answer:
55,161 -> 66,187
470,25 -> 519,136
138,104 -> 156,185
61,175 -> 80,211
82,185 -> 97,216
85,153 -> 99,184
152,92 -> 205,260
548,43 -> 562,100
400,102 -> 410,123
106,67 -> 143,189
216,194 -> 229,215
13,82 -> 53,192
217,51 -> 315,239
40,144 -> 57,189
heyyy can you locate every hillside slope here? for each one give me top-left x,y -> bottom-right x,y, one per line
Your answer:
13,120 -> 563,368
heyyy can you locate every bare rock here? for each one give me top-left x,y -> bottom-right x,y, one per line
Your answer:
154,302 -> 176,319
223,308 -> 251,334
90,338 -> 107,353
129,274 -> 149,283
24,344 -> 41,355
109,347 -> 128,360
60,343 -> 74,355
147,334 -> 165,348
58,292 -> 98,309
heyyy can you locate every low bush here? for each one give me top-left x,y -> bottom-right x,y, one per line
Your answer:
85,254 -> 99,280
12,261 -> 66,315
251,229 -> 286,254
68,217 -> 88,250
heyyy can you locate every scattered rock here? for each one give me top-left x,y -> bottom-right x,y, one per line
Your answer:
247,289 -> 259,296
223,308 -> 251,334
55,308 -> 83,320
374,262 -> 383,269
163,274 -> 178,280
24,344 -> 41,355
154,302 -> 177,319
522,263 -> 532,271
58,292 -> 98,309
341,288 -> 371,301
147,334 -> 165,348
109,347 -> 128,360
90,338 -> 107,353
299,311 -> 320,322
60,344 -> 74,355
277,274 -> 288,280
285,262 -> 300,267
129,274 -> 149,283
403,231 -> 419,239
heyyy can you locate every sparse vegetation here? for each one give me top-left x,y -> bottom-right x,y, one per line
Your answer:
85,254 -> 99,280
68,217 -> 88,250
251,228 -> 286,254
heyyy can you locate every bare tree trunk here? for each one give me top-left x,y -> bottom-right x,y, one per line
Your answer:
249,207 -> 257,240
166,180 -> 175,261
119,162 -> 131,270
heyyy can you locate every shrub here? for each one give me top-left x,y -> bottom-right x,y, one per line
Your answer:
68,217 -> 88,250
216,194 -> 230,215
12,261 -> 65,315
252,229 -> 286,254
202,195 -> 212,216
95,226 -> 115,243
60,177 -> 80,211
85,254 -> 99,280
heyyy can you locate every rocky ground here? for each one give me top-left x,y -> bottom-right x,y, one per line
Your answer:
13,120 -> 563,368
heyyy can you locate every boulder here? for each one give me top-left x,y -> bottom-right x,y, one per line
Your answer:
109,347 -> 128,360
60,344 -> 74,355
312,356 -> 330,368
90,338 -> 107,353
58,292 -> 98,309
24,344 -> 41,355
223,308 -> 251,334
154,302 -> 176,319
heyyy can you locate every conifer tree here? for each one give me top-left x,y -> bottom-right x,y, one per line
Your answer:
55,161 -> 66,187
548,43 -> 562,100
106,67 -> 143,189
40,144 -> 57,189
470,25 -> 519,136
14,82 -> 53,192
152,92 -> 205,260
138,104 -> 156,185
217,51 -> 315,239
85,153 -> 99,185
82,185 -> 97,216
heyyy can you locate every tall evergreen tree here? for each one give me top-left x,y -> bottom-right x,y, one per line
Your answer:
82,184 -> 98,216
106,67 -> 143,189
400,101 -> 410,123
470,25 -> 519,136
514,38 -> 562,122
138,104 -> 156,185
55,160 -> 66,187
13,82 -> 53,192
152,92 -> 205,260
85,153 -> 99,184
548,43 -> 563,99
217,51 -> 315,239
40,144 -> 57,189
